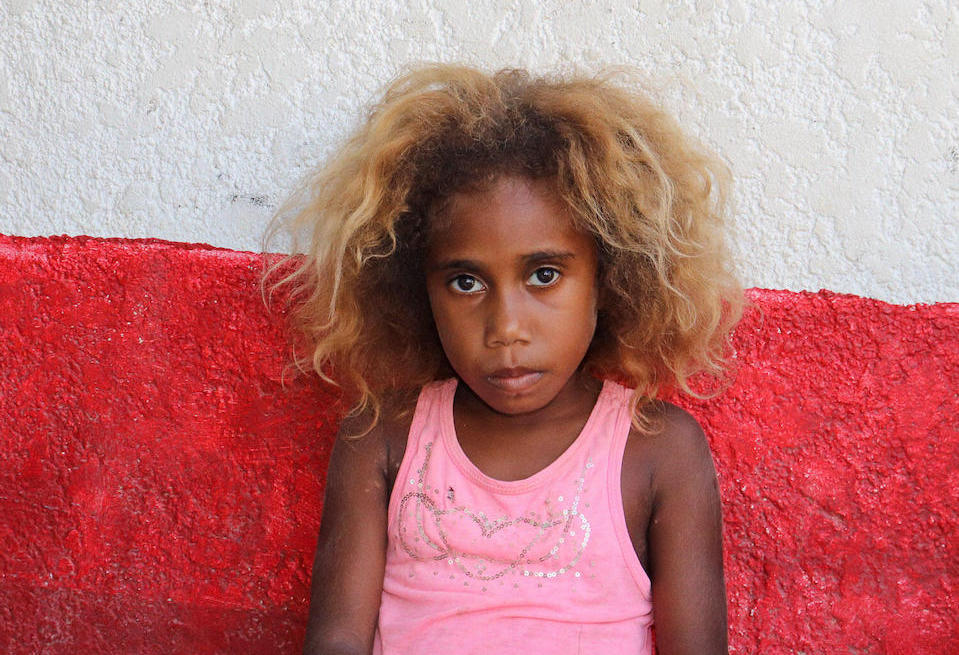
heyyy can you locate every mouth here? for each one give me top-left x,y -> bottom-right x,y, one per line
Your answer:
485,368 -> 544,392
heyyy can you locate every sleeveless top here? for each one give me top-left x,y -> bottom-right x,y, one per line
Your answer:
374,378 -> 653,655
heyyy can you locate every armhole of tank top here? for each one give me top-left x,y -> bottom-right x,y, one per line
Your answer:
386,381 -> 444,527
606,385 -> 653,603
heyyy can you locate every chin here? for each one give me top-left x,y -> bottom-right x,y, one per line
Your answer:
473,378 -> 560,416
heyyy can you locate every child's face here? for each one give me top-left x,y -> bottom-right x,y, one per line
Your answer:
424,175 -> 599,416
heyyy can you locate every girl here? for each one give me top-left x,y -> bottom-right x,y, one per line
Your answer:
263,64 -> 743,655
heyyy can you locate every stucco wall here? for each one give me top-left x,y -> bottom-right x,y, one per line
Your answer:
0,0 -> 956,305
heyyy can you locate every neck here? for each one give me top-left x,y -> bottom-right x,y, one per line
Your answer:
455,370 -> 602,433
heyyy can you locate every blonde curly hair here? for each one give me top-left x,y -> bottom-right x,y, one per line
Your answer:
261,63 -> 743,432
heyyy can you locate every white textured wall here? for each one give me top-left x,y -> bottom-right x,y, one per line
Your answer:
0,0 -> 956,304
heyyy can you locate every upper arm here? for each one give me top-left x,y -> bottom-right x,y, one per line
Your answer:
646,406 -> 728,655
302,414 -> 393,655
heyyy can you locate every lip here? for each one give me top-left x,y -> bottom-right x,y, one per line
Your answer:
485,368 -> 544,392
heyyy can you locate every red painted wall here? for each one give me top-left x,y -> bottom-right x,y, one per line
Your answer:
1,234 -> 956,654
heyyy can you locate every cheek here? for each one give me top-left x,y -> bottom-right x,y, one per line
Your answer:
425,280 -> 450,325
427,295 -> 470,357
581,299 -> 599,346
568,284 -> 599,346
562,280 -> 599,323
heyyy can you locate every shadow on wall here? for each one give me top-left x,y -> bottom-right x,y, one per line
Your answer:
0,234 -> 956,654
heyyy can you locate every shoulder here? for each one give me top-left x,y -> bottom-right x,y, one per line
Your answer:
642,401 -> 712,456
622,400 -> 718,503
334,389 -> 420,486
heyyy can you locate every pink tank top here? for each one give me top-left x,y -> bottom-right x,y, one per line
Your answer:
374,378 -> 653,654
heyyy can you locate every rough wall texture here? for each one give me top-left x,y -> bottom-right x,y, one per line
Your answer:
0,1 -> 956,304
1,233 -> 956,653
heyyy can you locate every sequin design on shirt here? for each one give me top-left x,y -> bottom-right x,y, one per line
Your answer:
396,441 -> 594,582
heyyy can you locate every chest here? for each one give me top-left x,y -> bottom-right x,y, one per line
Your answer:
453,423 -> 581,482
386,431 -> 655,578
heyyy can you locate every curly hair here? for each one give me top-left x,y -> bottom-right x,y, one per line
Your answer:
260,63 -> 744,432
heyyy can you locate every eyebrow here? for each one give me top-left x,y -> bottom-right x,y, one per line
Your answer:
428,250 -> 577,272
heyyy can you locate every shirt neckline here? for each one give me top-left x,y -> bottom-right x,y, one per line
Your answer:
439,377 -> 613,494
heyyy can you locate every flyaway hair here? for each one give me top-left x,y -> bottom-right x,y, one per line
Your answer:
261,64 -> 744,432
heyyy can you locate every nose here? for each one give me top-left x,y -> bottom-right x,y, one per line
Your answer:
484,288 -> 531,348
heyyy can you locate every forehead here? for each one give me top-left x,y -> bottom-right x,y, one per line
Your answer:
427,176 -> 594,258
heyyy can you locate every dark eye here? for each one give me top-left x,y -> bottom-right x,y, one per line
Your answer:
450,274 -> 486,294
528,267 -> 560,287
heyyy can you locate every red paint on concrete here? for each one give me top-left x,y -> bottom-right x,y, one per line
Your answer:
0,234 -> 956,654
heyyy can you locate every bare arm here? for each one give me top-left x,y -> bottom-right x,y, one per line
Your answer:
646,406 -> 728,655
302,415 -> 390,655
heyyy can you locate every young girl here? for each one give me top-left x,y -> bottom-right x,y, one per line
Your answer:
264,64 -> 742,655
